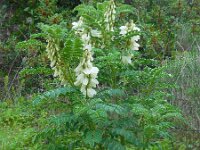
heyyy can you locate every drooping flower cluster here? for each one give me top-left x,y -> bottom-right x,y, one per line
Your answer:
46,37 -> 67,85
104,0 -> 116,31
72,18 -> 99,98
74,48 -> 99,98
119,20 -> 140,64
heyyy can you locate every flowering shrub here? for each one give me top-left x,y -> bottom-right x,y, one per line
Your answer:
26,0 -> 184,149
1,0 -> 200,149
44,0 -> 141,98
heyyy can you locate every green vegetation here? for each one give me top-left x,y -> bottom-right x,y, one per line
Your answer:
0,0 -> 200,149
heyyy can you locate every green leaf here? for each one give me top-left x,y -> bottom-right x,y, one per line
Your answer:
33,86 -> 76,104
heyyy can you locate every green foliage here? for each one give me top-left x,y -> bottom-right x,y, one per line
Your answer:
0,100 -> 36,149
1,0 -> 200,149
33,86 -> 77,104
128,0 -> 200,59
27,58 -> 183,149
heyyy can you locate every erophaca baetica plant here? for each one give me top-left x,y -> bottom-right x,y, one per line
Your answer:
45,0 -> 141,98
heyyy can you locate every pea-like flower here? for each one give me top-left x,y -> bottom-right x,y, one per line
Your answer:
122,55 -> 133,64
72,17 -> 84,34
91,29 -> 102,38
129,36 -> 140,51
119,26 -> 128,35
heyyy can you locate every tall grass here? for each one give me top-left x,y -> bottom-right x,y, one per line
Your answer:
166,47 -> 200,130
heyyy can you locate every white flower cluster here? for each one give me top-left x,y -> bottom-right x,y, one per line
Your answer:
104,0 -> 116,31
119,20 -> 140,36
119,20 -> 140,64
46,38 -> 67,85
72,17 -> 84,34
72,17 -> 102,39
74,49 -> 99,98
72,18 -> 99,98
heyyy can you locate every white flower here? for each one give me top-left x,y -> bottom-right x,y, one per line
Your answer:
50,59 -> 56,68
130,41 -> 140,51
119,26 -> 128,35
83,67 -> 99,75
168,74 -> 173,77
129,36 -> 140,51
81,85 -> 87,96
134,27 -> 140,31
91,29 -> 102,38
129,21 -> 140,31
82,77 -> 89,85
131,35 -> 140,41
83,44 -> 92,51
81,33 -> 90,43
72,22 -> 79,30
74,74 -> 83,86
90,78 -> 99,86
53,67 -> 59,77
87,88 -> 97,98
122,55 -> 132,64
72,17 -> 83,30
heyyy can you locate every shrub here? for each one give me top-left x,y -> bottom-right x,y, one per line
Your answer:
28,1 -> 183,149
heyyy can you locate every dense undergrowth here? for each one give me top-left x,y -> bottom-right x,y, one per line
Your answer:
0,0 -> 200,149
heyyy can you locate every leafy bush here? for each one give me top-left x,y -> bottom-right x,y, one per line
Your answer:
2,0 -> 198,149
22,1 -> 183,149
